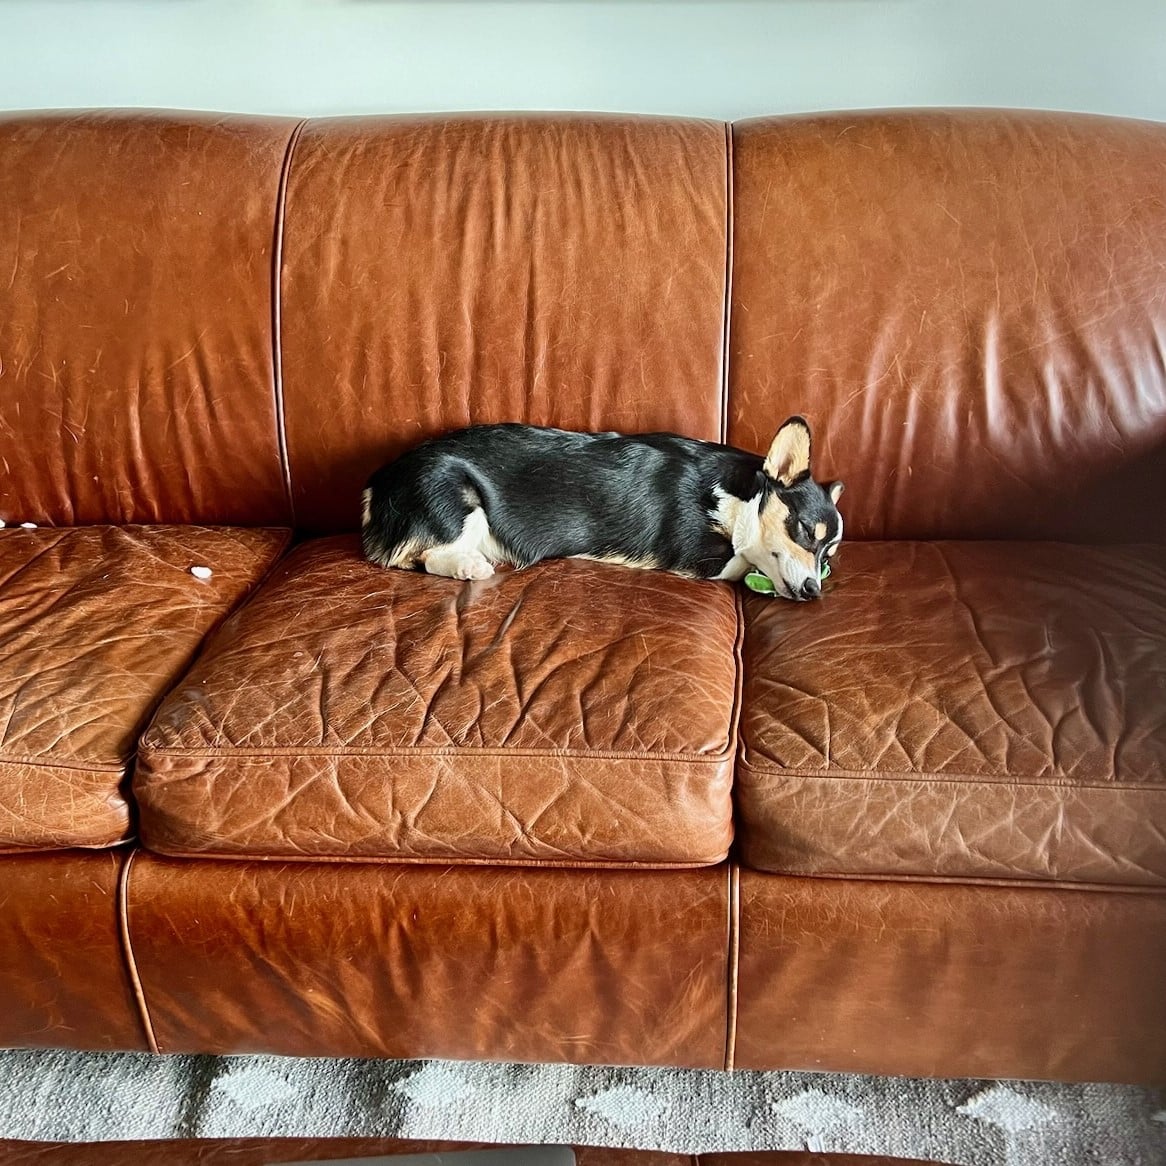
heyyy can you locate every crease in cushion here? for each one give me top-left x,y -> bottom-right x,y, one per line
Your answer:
0,526 -> 291,850
737,540 -> 1166,888
136,536 -> 741,867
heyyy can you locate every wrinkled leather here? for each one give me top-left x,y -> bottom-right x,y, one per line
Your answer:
1,108 -> 1164,1093
280,114 -> 730,532
125,854 -> 730,1068
730,110 -> 1166,542
0,111 -> 298,526
136,538 -> 739,867
0,850 -> 146,1050
738,541 -> 1166,886
0,1142 -> 937,1166
0,526 -> 289,850
735,870 -> 1166,1085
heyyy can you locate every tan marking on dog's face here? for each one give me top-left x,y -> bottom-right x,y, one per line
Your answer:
758,494 -> 816,574
814,521 -> 827,541
361,488 -> 373,528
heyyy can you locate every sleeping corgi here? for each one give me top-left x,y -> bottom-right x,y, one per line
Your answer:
362,416 -> 843,601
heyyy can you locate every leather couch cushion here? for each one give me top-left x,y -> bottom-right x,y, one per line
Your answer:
729,111 -> 1166,543
124,855 -> 730,1065
279,114 -> 730,532
737,541 -> 1166,887
136,537 -> 740,866
0,111 -> 299,527
0,526 -> 290,850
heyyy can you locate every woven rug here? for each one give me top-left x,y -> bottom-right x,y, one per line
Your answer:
0,1050 -> 1161,1166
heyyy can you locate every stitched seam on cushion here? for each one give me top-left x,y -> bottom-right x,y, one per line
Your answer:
727,588 -> 745,770
719,120 -> 734,446
739,868 -> 1166,895
135,848 -> 732,871
271,118 -> 308,526
738,755 -> 1166,792
117,850 -> 160,1054
0,754 -> 126,773
139,743 -> 738,762
723,861 -> 740,1070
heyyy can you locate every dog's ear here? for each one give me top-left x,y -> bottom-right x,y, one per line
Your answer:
828,480 -> 844,504
763,416 -> 812,486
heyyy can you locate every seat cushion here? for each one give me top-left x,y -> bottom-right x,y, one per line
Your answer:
135,537 -> 741,867
737,541 -> 1166,887
0,526 -> 290,851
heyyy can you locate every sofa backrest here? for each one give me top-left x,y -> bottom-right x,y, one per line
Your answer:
730,110 -> 1166,542
0,111 -> 299,527
278,114 -> 730,532
3,108 -> 1165,540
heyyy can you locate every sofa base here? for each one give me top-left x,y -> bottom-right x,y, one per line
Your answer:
2,849 -> 1163,1085
737,871 -> 1166,1084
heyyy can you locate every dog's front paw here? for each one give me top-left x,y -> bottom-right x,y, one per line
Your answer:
425,550 -> 496,580
454,553 -> 495,581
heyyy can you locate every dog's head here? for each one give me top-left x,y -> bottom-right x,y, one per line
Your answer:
751,416 -> 844,601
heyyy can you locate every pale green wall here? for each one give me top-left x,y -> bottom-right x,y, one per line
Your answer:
1,0 -> 1163,121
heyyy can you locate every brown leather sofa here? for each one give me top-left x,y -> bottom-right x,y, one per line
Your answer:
1,107 -> 1163,1089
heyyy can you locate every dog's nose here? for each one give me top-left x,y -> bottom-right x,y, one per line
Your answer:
800,578 -> 821,601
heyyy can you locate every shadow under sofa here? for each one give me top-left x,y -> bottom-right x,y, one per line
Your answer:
0,105 -> 1163,1090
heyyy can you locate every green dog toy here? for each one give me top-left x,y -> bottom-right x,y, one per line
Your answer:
744,560 -> 830,596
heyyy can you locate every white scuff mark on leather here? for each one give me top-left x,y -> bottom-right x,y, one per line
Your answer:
190,565 -> 213,580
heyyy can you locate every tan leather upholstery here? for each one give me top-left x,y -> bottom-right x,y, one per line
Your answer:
729,110 -> 1166,542
0,112 -> 298,527
0,107 -> 1162,1090
736,541 -> 1166,886
735,871 -> 1166,1085
280,114 -> 730,532
0,526 -> 289,850
125,855 -> 731,1067
0,851 -> 146,1051
136,539 -> 739,866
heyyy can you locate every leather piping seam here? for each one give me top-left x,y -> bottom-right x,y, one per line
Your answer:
137,743 -> 739,763
719,120 -> 734,446
737,757 -> 1163,792
117,849 -> 160,1054
272,118 -> 308,526
136,848 -> 731,871
724,860 -> 741,1071
740,867 -> 1166,895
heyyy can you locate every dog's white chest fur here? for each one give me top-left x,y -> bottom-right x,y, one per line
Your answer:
710,487 -> 760,581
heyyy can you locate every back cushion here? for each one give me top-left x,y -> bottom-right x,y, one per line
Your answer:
0,112 -> 297,527
729,111 -> 1166,542
280,114 -> 729,533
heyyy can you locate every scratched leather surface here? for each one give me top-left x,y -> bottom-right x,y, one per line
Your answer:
280,114 -> 729,532
136,537 -> 740,865
738,541 -> 1166,886
0,111 -> 298,526
729,110 -> 1166,542
127,855 -> 729,1066
735,871 -> 1166,1085
0,850 -> 146,1050
0,526 -> 290,850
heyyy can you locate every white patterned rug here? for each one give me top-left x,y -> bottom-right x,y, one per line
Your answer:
0,1051 -> 1162,1166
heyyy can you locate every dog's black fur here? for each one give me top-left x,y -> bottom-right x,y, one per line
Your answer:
363,419 -> 843,600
